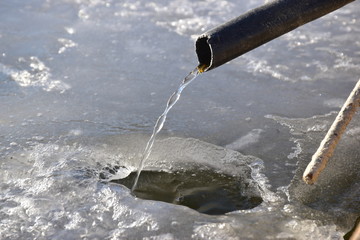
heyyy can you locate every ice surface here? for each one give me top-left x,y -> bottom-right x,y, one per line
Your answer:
225,129 -> 264,151
1,0 -> 359,239
267,111 -> 360,228
0,135 -> 348,239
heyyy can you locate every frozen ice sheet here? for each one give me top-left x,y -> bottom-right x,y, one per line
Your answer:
0,0 -> 359,238
0,135 -> 352,239
268,112 -> 360,229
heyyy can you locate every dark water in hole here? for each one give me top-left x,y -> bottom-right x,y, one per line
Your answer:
109,169 -> 263,215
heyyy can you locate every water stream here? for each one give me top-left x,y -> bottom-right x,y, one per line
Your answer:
132,65 -> 207,191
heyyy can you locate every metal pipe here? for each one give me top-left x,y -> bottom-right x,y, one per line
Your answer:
195,0 -> 355,71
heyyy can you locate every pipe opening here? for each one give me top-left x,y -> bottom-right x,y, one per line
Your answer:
195,36 -> 212,71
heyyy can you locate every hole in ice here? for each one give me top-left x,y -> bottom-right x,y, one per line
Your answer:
106,167 -> 263,215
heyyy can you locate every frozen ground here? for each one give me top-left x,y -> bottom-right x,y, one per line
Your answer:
0,0 -> 359,239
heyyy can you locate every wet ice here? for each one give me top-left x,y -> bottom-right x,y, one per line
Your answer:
0,135 -> 348,239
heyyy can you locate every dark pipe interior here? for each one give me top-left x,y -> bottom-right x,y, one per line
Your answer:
195,36 -> 211,68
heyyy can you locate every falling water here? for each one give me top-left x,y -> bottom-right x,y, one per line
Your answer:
132,65 -> 207,191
